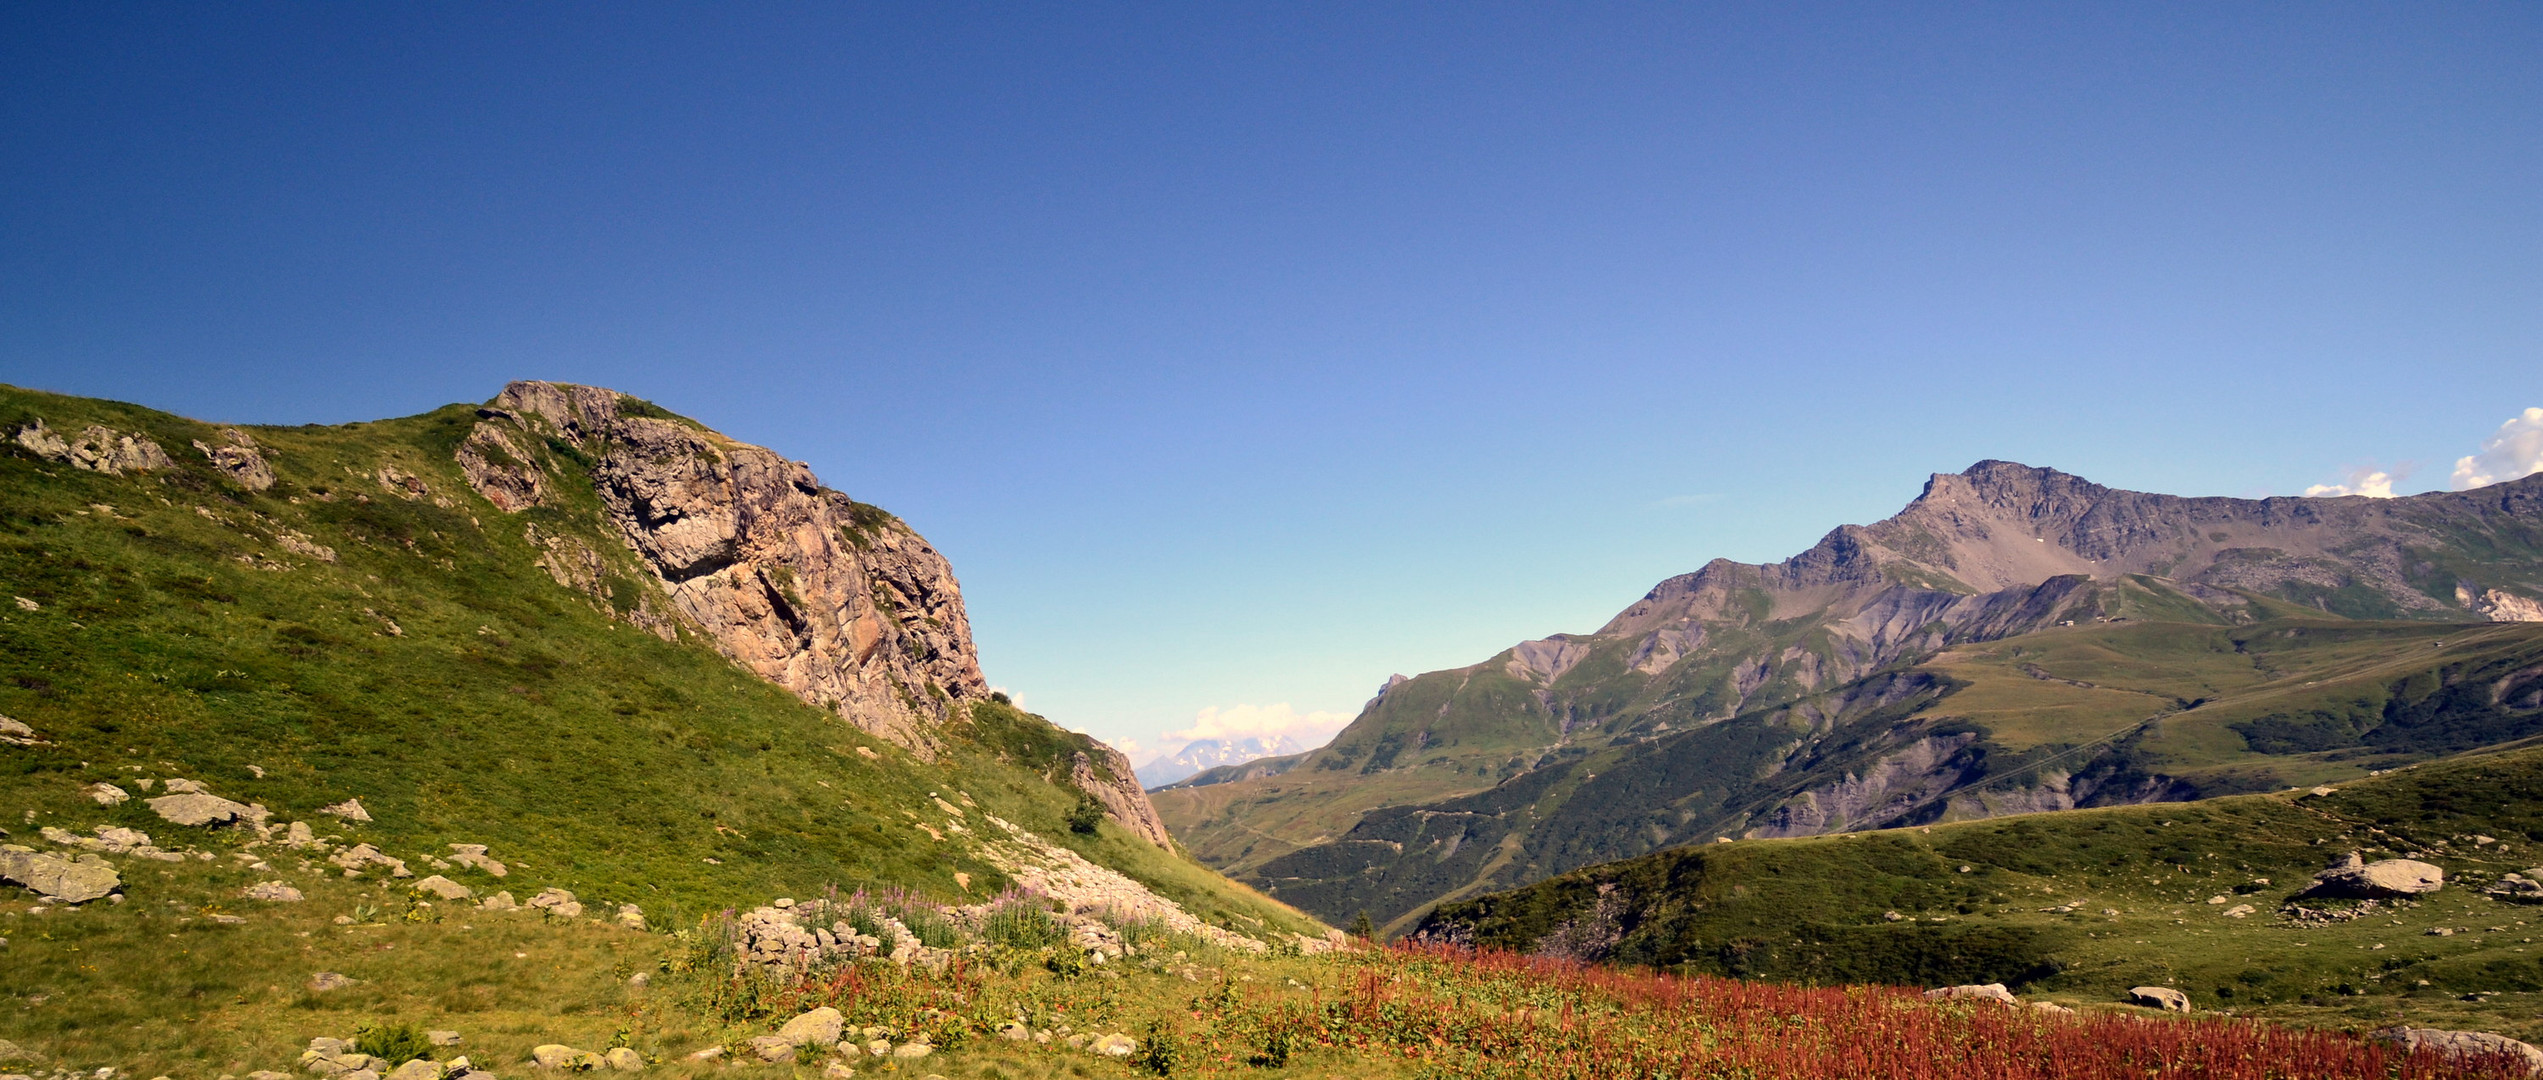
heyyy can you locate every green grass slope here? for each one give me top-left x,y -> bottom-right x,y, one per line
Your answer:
1421,743 -> 2543,1042
0,383 -> 1317,938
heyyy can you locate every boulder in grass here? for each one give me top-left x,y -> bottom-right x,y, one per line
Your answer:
1923,983 -> 2018,1005
1090,1034 -> 1137,1057
384,1061 -> 442,1080
747,1037 -> 796,1064
0,848 -> 120,903
775,1007 -> 843,1048
243,881 -> 304,902
2368,1026 -> 2543,1075
2128,986 -> 2190,1012
411,875 -> 473,901
148,792 -> 253,827
2306,852 -> 2445,898
87,782 -> 130,806
320,798 -> 373,823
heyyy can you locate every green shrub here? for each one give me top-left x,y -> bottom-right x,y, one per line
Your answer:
1135,1019 -> 1184,1076
353,1023 -> 433,1065
1067,793 -> 1106,834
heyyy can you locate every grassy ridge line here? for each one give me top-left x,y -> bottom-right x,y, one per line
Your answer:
1421,742 -> 2543,1041
0,383 -> 1316,939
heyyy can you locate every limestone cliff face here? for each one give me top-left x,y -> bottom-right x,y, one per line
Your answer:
1072,747 -> 1175,848
457,381 -> 988,755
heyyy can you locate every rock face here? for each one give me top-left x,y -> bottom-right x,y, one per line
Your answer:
12,419 -> 173,474
1072,749 -> 1174,848
0,847 -> 121,902
456,381 -> 987,756
2369,1026 -> 2543,1074
2307,853 -> 2446,898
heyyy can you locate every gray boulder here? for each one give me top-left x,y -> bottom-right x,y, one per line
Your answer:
148,792 -> 253,827
2369,1026 -> 2543,1074
87,782 -> 130,806
0,847 -> 121,902
775,1007 -> 844,1048
602,1048 -> 643,1072
411,875 -> 473,901
2307,852 -> 2445,898
527,888 -> 583,919
1923,983 -> 2017,1005
2129,986 -> 2190,1012
309,972 -> 355,992
244,881 -> 304,902
384,1061 -> 442,1080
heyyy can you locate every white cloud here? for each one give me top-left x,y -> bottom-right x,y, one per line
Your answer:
2452,407 -> 2543,490
2305,466 -> 2403,499
1161,703 -> 1351,751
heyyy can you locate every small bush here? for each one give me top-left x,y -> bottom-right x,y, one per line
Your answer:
353,1023 -> 432,1065
1067,793 -> 1106,834
1135,1019 -> 1184,1076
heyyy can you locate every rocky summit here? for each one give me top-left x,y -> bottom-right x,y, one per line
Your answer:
1155,460 -> 2543,930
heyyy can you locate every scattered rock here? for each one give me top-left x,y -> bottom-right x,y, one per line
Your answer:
249,1072 -> 292,1080
320,799 -> 373,823
2306,852 -> 2445,898
1923,983 -> 2017,1005
890,1043 -> 931,1060
527,888 -> 583,919
329,844 -> 411,878
411,875 -> 473,901
530,1046 -> 602,1071
2029,1001 -> 2076,1015
0,847 -> 121,902
2307,786 -> 2337,797
87,782 -> 130,806
2368,1026 -> 2543,1074
821,1063 -> 856,1080
746,1037 -> 795,1063
428,1032 -> 463,1048
1089,1033 -> 1136,1057
2488,871 -> 2543,903
148,792 -> 254,828
161,778 -> 209,794
208,913 -> 247,925
447,844 -> 508,877
309,972 -> 355,992
2222,904 -> 2255,918
479,891 -> 519,912
682,1049 -> 723,1063
0,1039 -> 36,1063
245,881 -> 305,902
997,1022 -> 1031,1041
0,717 -> 39,746
615,903 -> 647,931
627,972 -> 650,990
2128,986 -> 2190,1012
776,1007 -> 845,1048
385,1060 -> 442,1080
601,1048 -> 643,1072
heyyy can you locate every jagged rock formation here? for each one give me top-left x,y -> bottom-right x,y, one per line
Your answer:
1159,461 -> 2543,928
11,419 -> 172,475
192,428 -> 275,490
457,381 -> 987,755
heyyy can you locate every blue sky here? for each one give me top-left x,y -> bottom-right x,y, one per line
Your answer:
4,3 -> 2539,758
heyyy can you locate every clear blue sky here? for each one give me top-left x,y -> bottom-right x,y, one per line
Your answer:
5,3 -> 2539,757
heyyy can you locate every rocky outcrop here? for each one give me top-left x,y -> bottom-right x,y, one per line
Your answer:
456,381 -> 988,756
2465,584 -> 2543,623
12,419 -> 173,474
1072,748 -> 1174,848
192,429 -> 275,490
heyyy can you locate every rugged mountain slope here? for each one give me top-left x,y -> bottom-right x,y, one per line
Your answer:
0,381 -> 1313,940
1152,462 -> 2543,930
1413,742 -> 2543,1044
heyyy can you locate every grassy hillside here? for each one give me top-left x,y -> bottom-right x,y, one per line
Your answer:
1420,742 -> 2543,1043
0,383 -> 1318,936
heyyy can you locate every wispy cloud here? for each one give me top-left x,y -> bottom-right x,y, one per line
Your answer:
1160,703 -> 1351,752
2452,407 -> 2543,490
2304,465 -> 2405,499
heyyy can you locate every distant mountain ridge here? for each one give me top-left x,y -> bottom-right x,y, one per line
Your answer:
1137,734 -> 1306,790
1151,460 -> 2543,931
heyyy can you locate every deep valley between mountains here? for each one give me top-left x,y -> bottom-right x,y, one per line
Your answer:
6,380 -> 2543,1079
